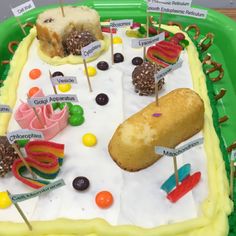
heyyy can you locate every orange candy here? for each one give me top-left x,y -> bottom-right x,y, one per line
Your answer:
28,87 -> 40,97
29,68 -> 42,80
95,191 -> 113,209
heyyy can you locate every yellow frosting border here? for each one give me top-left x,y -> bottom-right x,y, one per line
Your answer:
0,26 -> 233,236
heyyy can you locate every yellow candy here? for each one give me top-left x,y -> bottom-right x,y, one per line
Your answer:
113,37 -> 123,44
84,66 -> 97,77
58,84 -> 72,93
0,192 -> 12,209
82,133 -> 97,147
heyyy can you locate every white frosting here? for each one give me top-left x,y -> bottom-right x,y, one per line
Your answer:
0,28 -> 208,228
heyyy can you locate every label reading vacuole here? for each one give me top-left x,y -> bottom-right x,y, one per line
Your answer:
51,76 -> 78,86
0,105 -> 12,113
155,138 -> 204,157
7,129 -> 44,144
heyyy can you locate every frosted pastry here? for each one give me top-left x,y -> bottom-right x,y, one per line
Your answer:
108,88 -> 204,171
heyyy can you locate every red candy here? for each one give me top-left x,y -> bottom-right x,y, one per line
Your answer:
96,191 -> 113,208
28,87 -> 40,97
167,172 -> 201,203
174,33 -> 185,40
29,68 -> 42,80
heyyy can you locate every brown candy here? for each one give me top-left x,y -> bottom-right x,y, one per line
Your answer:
63,30 -> 96,56
132,62 -> 164,96
0,136 -> 19,177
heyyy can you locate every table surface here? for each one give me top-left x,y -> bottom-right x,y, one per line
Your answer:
216,8 -> 236,21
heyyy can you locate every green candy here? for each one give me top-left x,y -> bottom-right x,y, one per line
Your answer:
69,115 -> 85,126
59,102 -> 73,110
70,105 -> 84,116
17,139 -> 29,148
52,102 -> 59,110
179,39 -> 189,49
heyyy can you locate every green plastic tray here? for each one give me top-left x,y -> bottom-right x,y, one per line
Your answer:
0,0 -> 235,235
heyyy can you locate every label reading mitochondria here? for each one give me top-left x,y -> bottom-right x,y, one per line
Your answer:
27,94 -> 79,107
147,4 -> 208,19
155,59 -> 183,83
110,19 -> 133,28
131,32 -> 165,48
231,150 -> 236,161
51,76 -> 78,86
10,179 -> 65,203
11,0 -> 35,17
7,129 -> 44,144
155,138 -> 204,157
81,41 -> 101,59
0,105 -> 12,113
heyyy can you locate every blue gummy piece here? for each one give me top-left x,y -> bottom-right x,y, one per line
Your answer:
161,163 -> 191,194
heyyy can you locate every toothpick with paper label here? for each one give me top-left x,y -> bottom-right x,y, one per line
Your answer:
155,138 -> 204,202
11,0 -> 36,36
49,70 -> 58,94
110,19 -> 133,64
81,41 -> 102,92
230,150 -> 236,200
7,129 -> 44,180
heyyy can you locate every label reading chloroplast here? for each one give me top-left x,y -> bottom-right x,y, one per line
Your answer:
147,0 -> 192,8
81,41 -> 101,60
10,179 -> 65,203
155,59 -> 183,83
28,94 -> 79,107
148,4 -> 207,19
231,150 -> 236,161
131,32 -> 165,48
110,19 -> 133,28
0,105 -> 12,113
51,76 -> 78,86
11,0 -> 35,17
155,138 -> 204,157
7,129 -> 44,144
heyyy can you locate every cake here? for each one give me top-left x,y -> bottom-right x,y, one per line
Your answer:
0,3 -> 234,236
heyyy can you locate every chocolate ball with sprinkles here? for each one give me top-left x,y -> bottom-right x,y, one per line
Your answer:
132,62 -> 164,96
63,30 -> 96,56
0,137 -> 19,177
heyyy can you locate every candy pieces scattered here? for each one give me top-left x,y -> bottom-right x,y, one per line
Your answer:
12,140 -> 65,189
114,53 -> 124,63
29,68 -> 41,80
97,61 -> 109,71
28,87 -> 40,98
95,191 -> 113,209
84,66 -> 97,77
113,36 -> 122,44
68,105 -> 85,126
82,133 -> 97,147
58,84 -> 72,93
132,57 -> 143,66
16,139 -> 29,148
0,192 -> 12,209
73,176 -> 90,191
52,71 -> 64,77
95,93 -> 109,106
59,102 -> 73,110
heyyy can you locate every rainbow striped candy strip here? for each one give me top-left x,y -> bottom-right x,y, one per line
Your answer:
12,140 -> 65,189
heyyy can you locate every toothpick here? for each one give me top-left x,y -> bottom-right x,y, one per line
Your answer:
15,17 -> 26,36
59,0 -> 65,17
49,70 -> 58,95
230,160 -> 235,200
173,156 -> 179,187
11,143 -> 37,180
83,59 -> 93,93
7,191 -> 33,231
155,82 -> 159,106
158,12 -> 163,34
110,20 -> 114,64
27,94 -> 45,128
